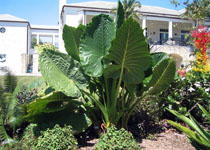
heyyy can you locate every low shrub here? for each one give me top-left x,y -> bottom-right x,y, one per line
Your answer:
35,124 -> 78,150
128,103 -> 164,138
0,124 -> 38,150
20,124 -> 38,150
95,125 -> 140,150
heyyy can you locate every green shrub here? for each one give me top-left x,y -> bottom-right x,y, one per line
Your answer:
35,124 -> 78,150
1,124 -> 39,150
158,71 -> 210,121
95,125 -> 140,150
20,124 -> 38,150
0,143 -> 22,150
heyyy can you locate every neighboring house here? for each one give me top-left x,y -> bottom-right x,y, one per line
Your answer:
59,0 -> 210,67
0,14 -> 59,75
0,14 -> 30,74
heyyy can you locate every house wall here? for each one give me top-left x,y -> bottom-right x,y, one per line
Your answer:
0,22 -> 28,74
65,14 -> 83,27
138,20 -> 192,42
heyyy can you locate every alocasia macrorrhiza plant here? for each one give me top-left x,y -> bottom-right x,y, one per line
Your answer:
38,1 -> 176,128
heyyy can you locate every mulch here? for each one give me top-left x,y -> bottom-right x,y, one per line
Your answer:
78,129 -> 194,150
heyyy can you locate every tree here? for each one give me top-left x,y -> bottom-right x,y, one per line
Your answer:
123,0 -> 141,19
113,0 -> 141,20
170,0 -> 210,27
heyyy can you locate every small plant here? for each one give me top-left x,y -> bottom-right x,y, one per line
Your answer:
168,104 -> 210,149
35,124 -> 78,150
95,125 -> 140,150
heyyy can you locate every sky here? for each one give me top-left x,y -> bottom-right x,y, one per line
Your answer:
0,0 -> 186,26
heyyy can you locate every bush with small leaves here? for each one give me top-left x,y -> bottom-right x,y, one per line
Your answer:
1,124 -> 39,150
35,124 -> 78,150
95,125 -> 140,150
20,124 -> 38,150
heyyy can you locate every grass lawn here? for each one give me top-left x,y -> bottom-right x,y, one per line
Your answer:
0,75 -> 42,86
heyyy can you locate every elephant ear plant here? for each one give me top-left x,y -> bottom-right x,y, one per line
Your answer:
39,13 -> 176,128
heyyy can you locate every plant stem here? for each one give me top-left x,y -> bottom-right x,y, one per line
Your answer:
104,77 -> 110,112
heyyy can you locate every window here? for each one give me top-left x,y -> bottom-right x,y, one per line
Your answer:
0,54 -> 6,63
181,30 -> 189,34
181,30 -> 190,44
39,35 -> 53,45
54,36 -> 59,49
0,54 -> 6,70
160,29 -> 168,32
160,29 -> 169,42
31,34 -> 37,48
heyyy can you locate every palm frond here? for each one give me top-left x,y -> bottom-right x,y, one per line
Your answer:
0,113 -> 13,144
3,72 -> 17,93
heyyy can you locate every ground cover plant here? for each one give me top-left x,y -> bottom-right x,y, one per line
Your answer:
95,124 -> 140,150
36,124 -> 78,150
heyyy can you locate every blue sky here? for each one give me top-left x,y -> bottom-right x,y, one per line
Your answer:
0,0 -> 185,25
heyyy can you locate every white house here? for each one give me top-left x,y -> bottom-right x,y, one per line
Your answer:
0,14 -> 30,74
1,0 -> 210,74
59,0 -> 210,67
0,14 -> 59,75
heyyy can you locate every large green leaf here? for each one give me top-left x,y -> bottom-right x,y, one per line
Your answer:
39,50 -> 89,97
106,17 -> 151,84
79,14 -> 116,77
198,104 -> 210,122
24,92 -> 92,134
13,77 -> 46,100
24,92 -> 71,121
143,52 -> 169,82
116,0 -> 125,30
151,52 -> 169,67
63,24 -> 85,61
145,57 -> 176,95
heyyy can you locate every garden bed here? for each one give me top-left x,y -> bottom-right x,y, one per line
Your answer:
77,129 -> 194,150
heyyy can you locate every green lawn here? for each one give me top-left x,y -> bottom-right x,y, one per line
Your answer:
0,75 -> 42,86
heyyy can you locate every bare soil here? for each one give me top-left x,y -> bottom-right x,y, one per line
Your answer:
78,129 -> 195,150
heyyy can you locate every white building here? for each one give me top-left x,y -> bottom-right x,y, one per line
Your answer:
1,1 -> 210,74
59,0 -> 210,67
0,14 -> 59,75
